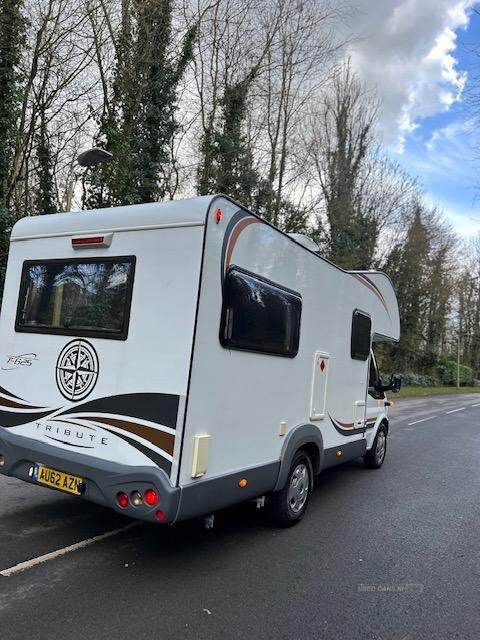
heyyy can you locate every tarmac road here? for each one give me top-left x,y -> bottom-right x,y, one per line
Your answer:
0,393 -> 479,640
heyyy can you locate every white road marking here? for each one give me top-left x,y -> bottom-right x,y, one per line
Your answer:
445,407 -> 465,414
0,522 -> 139,578
407,415 -> 437,426
471,403 -> 480,407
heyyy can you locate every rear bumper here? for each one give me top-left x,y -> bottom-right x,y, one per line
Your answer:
0,428 -> 180,524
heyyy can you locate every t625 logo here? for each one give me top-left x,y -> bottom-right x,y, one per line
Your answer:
55,339 -> 99,401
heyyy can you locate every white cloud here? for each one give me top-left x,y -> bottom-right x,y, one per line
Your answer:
431,200 -> 480,236
347,0 -> 475,152
425,118 -> 473,152
403,116 -> 478,190
398,117 -> 480,236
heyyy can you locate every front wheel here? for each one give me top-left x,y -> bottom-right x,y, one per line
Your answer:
266,450 -> 313,527
364,424 -> 387,469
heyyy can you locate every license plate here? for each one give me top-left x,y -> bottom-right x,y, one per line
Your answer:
34,464 -> 83,496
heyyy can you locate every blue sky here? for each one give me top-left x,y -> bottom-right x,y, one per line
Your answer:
400,9 -> 480,235
349,0 -> 480,236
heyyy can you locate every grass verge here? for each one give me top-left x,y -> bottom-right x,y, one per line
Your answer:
397,386 -> 480,398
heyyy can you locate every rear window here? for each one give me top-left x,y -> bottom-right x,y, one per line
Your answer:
16,257 -> 135,340
220,267 -> 301,357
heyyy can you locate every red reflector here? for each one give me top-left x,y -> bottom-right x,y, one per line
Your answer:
144,488 -> 159,506
155,510 -> 167,522
72,236 -> 105,246
213,208 -> 223,224
117,492 -> 129,508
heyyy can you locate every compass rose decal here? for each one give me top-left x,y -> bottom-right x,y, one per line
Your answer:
55,339 -> 99,401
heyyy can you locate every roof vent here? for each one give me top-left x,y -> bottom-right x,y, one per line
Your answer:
288,233 -> 319,252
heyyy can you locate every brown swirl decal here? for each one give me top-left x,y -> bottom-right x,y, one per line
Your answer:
0,389 -> 179,472
352,273 -> 391,319
329,414 -> 377,435
86,416 -> 175,456
0,396 -> 44,410
0,384 -> 49,412
224,217 -> 260,271
0,383 -> 57,426
332,417 -> 354,429
220,209 -> 262,286
0,386 -> 24,400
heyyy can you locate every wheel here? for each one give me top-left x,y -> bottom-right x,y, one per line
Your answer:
364,424 -> 387,469
266,450 -> 313,527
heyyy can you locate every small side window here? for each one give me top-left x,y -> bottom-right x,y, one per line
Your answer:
351,310 -> 371,360
368,351 -> 384,399
220,267 -> 301,357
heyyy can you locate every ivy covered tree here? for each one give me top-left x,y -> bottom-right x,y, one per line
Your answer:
0,0 -> 26,290
254,179 -> 311,234
196,66 -> 312,235
384,207 -> 430,370
35,112 -> 57,214
84,0 -> 197,208
197,69 -> 260,208
311,64 -> 379,270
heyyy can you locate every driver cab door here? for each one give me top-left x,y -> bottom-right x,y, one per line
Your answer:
366,350 -> 384,427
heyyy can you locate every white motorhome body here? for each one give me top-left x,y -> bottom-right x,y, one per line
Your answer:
0,196 -> 400,524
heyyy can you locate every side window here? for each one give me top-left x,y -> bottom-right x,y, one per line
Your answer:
369,353 -> 379,387
368,351 -> 385,399
220,267 -> 302,357
351,310 -> 371,360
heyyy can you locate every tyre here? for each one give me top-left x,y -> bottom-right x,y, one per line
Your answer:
266,450 -> 313,527
364,423 -> 387,469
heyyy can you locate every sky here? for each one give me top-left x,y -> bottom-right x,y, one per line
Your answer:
347,0 -> 480,237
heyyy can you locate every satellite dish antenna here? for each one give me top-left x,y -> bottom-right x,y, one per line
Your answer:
77,148 -> 113,167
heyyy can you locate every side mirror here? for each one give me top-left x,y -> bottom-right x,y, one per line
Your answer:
376,374 -> 402,394
387,374 -> 402,393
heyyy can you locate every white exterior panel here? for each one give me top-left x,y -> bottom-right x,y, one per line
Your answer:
0,213 -> 206,481
180,199 -> 398,485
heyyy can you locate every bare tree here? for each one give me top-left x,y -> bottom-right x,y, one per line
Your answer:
302,61 -> 381,268
457,232 -> 480,375
9,0 -> 100,214
253,0 -> 346,225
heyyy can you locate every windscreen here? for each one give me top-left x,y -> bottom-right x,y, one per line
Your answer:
16,257 -> 135,339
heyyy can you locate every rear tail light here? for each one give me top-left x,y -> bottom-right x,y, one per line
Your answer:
144,488 -> 159,506
155,510 -> 167,522
116,492 -> 129,508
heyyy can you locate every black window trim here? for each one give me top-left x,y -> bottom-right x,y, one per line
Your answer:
351,308 -> 372,361
15,255 -> 136,341
219,265 -> 302,358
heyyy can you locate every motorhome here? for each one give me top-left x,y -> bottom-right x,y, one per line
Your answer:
0,195 -> 401,526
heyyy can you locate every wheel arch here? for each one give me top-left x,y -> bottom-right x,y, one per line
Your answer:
273,424 -> 324,492
381,417 -> 389,433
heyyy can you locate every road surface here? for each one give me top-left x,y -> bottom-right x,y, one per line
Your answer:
0,393 -> 479,640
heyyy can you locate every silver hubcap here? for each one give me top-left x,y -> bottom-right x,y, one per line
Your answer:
375,431 -> 386,464
288,463 -> 309,514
